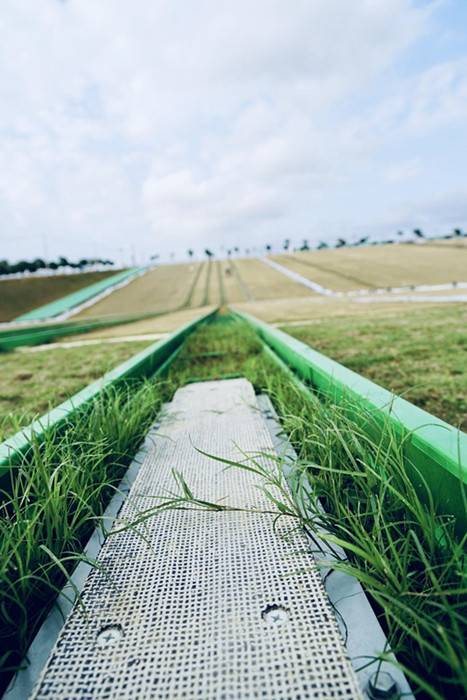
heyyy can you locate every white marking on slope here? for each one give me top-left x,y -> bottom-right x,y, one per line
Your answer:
260,257 -> 467,302
261,257 -> 338,296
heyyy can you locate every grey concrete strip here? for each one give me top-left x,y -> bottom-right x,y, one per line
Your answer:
354,294 -> 467,303
17,333 -> 169,352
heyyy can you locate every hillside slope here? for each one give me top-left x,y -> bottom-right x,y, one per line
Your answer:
0,271 -> 118,322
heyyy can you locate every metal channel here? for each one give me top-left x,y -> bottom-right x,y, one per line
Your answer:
27,379 -> 362,699
257,394 -> 414,700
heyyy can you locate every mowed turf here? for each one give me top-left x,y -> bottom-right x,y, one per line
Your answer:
234,258 -> 315,300
219,259 -> 249,303
76,262 -> 202,318
70,306 -> 215,340
0,340 -> 152,440
272,239 -> 467,291
281,303 -> 467,428
0,271 -> 118,322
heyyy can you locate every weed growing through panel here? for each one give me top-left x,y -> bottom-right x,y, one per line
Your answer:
161,314 -> 279,394
156,315 -> 467,700
266,385 -> 467,700
0,380 -> 161,693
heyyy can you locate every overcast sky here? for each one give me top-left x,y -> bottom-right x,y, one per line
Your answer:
1,0 -> 466,264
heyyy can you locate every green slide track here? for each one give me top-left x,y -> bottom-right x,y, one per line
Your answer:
234,309 -> 467,532
14,267 -> 145,322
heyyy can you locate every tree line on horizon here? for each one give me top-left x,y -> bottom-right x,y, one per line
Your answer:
0,256 -> 115,277
170,227 -> 467,261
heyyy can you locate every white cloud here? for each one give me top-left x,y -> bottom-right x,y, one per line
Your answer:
1,0 -> 466,262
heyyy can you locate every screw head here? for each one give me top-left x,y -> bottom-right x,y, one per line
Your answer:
96,624 -> 123,649
367,671 -> 400,699
262,604 -> 289,626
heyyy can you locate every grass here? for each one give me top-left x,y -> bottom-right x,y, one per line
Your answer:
1,313 -> 464,698
159,315 -> 466,700
282,304 -> 467,428
264,387 -> 466,700
76,262 -> 203,318
0,341 -> 152,441
0,271 -> 118,322
234,257 -> 313,300
273,239 -> 467,291
0,379 -> 163,693
69,306 -> 213,341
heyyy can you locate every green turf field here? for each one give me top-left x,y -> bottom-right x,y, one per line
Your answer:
0,340 -> 151,440
282,304 -> 467,428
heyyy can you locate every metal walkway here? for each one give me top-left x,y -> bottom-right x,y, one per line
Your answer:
30,379 -> 362,699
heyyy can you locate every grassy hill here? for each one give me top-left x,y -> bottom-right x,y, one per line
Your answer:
0,270 -> 119,322
271,239 -> 467,292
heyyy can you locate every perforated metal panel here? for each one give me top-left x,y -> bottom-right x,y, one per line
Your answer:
31,379 -> 362,699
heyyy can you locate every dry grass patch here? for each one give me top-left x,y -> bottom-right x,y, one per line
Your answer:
218,259 -> 248,302
235,258 -> 315,300
273,241 -> 467,291
76,263 -> 201,318
68,306 -> 216,341
232,296 -> 461,325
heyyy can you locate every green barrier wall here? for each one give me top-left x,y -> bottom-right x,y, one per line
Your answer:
0,311 -> 162,351
235,310 -> 467,530
14,267 -> 144,322
0,308 -> 216,477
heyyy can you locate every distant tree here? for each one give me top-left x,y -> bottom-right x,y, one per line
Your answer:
283,238 -> 290,251
58,256 -> 69,267
317,241 -> 328,250
204,249 -> 214,259
233,246 -> 239,254
357,237 -> 369,246
227,249 -> 232,257
453,228 -> 464,237
413,228 -> 424,238
150,254 -> 159,261
265,244 -> 272,253
48,261 -> 59,270
187,249 -> 194,259
13,261 -> 30,273
397,230 -> 404,237
300,239 -> 310,251
32,258 -> 46,270
336,238 -> 347,248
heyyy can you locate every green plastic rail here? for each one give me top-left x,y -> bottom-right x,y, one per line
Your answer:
235,310 -> 467,529
0,310 -> 163,351
0,308 -> 216,477
14,267 -> 145,322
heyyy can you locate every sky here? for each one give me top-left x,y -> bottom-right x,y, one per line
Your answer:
0,0 -> 466,265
